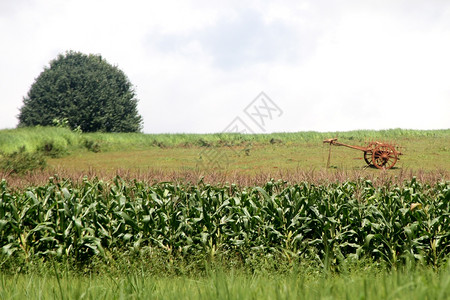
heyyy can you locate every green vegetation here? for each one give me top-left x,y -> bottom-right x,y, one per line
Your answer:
0,146 -> 46,175
1,127 -> 449,175
1,177 -> 448,272
1,127 -> 449,298
0,266 -> 448,299
0,176 -> 449,299
0,127 -> 82,154
1,127 -> 449,154
18,51 -> 143,132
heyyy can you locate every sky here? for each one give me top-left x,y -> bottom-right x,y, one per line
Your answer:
1,0 -> 449,134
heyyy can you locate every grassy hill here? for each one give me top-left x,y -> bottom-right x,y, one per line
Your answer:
1,126 -> 449,154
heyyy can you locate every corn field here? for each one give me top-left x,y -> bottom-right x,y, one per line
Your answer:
0,177 -> 448,268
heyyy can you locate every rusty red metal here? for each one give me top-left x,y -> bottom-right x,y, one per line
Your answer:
323,138 -> 403,170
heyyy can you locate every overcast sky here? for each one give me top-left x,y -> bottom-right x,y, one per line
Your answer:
1,0 -> 449,133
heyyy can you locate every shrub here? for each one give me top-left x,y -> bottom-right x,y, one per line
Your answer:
83,138 -> 102,153
0,147 -> 46,174
37,140 -> 68,158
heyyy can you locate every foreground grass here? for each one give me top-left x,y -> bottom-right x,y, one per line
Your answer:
1,266 -> 448,299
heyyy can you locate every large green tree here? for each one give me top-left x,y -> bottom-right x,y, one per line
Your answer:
18,51 -> 143,132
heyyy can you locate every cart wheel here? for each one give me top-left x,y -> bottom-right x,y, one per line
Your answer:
363,151 -> 373,166
372,145 -> 398,170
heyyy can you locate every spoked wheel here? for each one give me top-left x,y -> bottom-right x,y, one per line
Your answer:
372,145 -> 398,170
363,151 -> 373,167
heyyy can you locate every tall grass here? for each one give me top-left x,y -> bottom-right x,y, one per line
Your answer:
0,127 -> 83,154
1,127 -> 449,154
0,265 -> 448,299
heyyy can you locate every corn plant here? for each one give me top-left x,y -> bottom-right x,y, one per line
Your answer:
0,177 -> 448,269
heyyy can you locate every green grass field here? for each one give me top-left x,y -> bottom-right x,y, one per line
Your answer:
47,134 -> 449,173
1,127 -> 449,180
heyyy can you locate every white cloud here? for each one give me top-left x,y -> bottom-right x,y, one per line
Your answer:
0,0 -> 449,133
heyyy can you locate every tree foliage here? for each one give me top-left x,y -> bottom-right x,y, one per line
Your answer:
18,51 -> 143,132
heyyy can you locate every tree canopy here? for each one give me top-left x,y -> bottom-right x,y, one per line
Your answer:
18,51 -> 143,132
